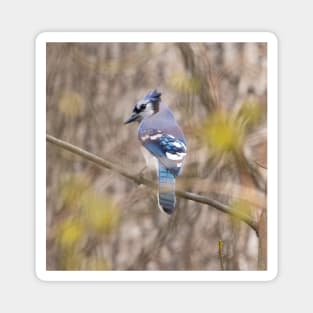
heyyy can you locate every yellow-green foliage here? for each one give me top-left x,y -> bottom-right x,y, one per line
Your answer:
200,111 -> 244,154
59,173 -> 90,209
55,173 -> 120,270
82,192 -> 120,234
237,100 -> 264,127
169,72 -> 201,95
59,252 -> 83,270
56,218 -> 84,249
58,90 -> 85,118
199,100 -> 264,157
231,198 -> 253,219
82,257 -> 111,271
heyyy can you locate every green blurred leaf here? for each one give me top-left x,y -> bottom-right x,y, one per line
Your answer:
59,173 -> 91,209
200,111 -> 245,154
238,100 -> 264,127
231,198 -> 253,219
59,253 -> 82,270
56,218 -> 85,249
82,257 -> 111,270
82,192 -> 120,234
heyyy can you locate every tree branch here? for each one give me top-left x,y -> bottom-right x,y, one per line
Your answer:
46,134 -> 258,234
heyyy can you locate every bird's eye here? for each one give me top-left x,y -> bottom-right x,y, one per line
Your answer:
141,103 -> 146,110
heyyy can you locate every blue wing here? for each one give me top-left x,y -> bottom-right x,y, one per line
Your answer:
138,128 -> 187,176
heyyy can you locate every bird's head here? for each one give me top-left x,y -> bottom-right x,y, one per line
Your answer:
124,89 -> 161,124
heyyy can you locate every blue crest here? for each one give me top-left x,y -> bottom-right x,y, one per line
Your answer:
143,89 -> 162,103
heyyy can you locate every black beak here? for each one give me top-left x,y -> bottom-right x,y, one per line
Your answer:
124,112 -> 139,124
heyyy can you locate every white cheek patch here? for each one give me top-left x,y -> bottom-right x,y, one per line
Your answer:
143,109 -> 154,117
141,102 -> 154,118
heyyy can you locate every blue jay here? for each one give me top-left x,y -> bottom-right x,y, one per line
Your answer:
124,90 -> 187,214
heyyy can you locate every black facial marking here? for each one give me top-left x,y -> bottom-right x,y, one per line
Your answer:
133,96 -> 160,116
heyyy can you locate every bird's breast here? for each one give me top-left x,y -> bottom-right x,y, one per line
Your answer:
141,147 -> 158,170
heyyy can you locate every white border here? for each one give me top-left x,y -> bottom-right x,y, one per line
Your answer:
36,32 -> 278,281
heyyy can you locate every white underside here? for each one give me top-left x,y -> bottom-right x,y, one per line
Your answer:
141,147 -> 158,171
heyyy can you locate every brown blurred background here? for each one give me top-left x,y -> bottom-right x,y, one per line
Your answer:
46,42 -> 267,270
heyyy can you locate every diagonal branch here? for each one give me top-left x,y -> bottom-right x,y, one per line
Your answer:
46,134 -> 258,234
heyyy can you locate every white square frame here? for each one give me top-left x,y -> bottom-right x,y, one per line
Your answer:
36,32 -> 278,281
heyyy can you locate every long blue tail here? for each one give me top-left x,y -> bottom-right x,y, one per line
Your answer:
158,162 -> 176,214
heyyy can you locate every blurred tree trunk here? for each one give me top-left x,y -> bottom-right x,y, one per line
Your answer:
235,152 -> 267,270
257,209 -> 267,270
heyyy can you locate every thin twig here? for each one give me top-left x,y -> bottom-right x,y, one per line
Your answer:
218,240 -> 225,270
254,160 -> 267,170
46,134 -> 258,234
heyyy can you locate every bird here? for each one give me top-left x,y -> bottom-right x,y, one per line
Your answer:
124,89 -> 187,214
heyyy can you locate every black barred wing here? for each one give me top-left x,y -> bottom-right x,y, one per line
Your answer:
139,129 -> 187,176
